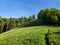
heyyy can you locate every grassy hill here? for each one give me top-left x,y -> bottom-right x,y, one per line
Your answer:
0,26 -> 60,45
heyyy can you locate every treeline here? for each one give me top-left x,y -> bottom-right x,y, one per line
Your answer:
1,8 -> 60,33
38,8 -> 60,25
0,15 -> 35,33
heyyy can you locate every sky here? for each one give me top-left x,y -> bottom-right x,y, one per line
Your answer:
0,0 -> 60,18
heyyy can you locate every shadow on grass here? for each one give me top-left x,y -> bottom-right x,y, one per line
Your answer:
45,33 -> 50,45
53,32 -> 60,34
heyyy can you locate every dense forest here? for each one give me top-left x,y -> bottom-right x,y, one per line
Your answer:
0,8 -> 60,33
0,15 -> 35,33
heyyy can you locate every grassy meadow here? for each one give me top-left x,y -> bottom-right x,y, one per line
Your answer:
0,26 -> 60,45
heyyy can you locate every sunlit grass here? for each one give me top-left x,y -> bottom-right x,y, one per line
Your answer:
0,26 -> 60,45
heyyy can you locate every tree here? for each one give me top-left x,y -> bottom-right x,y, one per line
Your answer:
29,16 -> 34,21
15,18 -> 18,26
0,17 -> 5,33
12,18 -> 16,28
33,14 -> 35,20
9,18 -> 14,29
38,8 -> 51,24
18,16 -> 25,24
38,8 -> 60,25
0,21 -> 3,33
24,17 -> 28,22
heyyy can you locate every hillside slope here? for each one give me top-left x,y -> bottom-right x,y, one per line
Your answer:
0,26 -> 60,45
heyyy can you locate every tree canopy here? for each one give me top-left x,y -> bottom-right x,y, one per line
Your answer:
38,8 -> 60,25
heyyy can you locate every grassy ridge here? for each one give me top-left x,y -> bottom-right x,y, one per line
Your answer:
0,26 -> 60,45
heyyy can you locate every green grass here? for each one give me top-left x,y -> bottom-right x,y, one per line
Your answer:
0,26 -> 60,45
48,33 -> 60,45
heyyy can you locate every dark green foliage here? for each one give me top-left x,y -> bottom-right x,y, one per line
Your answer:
33,14 -> 35,20
38,8 -> 60,25
19,20 -> 41,27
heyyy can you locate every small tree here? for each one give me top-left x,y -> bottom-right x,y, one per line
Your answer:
9,18 -> 14,29
29,16 -> 34,21
0,17 -> 5,33
33,14 -> 35,20
12,18 -> 16,28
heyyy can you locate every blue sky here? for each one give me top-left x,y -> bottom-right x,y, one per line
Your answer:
0,0 -> 60,18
